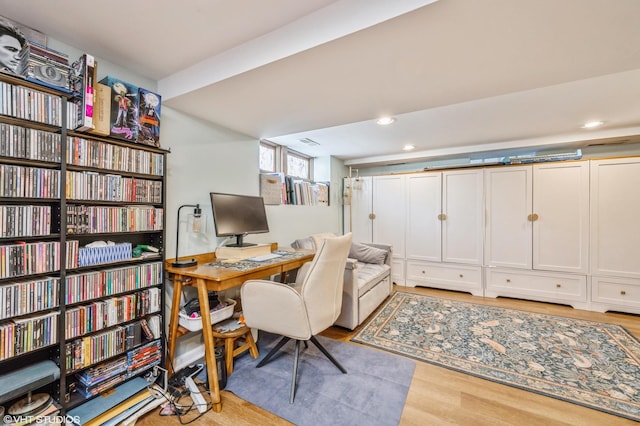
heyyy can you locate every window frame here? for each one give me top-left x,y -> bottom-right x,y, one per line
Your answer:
259,140 -> 279,173
284,147 -> 312,181
260,140 -> 313,181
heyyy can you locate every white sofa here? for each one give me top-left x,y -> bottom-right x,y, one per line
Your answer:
292,236 -> 392,330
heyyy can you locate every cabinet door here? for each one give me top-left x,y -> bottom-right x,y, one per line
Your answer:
406,173 -> 442,261
343,176 -> 373,243
372,175 -> 405,258
533,162 -> 589,273
590,158 -> 640,278
484,166 -> 533,269
442,169 -> 484,265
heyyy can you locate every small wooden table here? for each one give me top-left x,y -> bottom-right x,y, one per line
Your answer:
165,245 -> 314,412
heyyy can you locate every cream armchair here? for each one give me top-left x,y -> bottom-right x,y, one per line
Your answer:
292,236 -> 393,330
240,233 -> 352,403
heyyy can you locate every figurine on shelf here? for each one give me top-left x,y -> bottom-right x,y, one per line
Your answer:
0,19 -> 26,76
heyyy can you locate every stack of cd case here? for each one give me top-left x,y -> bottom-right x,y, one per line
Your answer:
19,42 -> 72,92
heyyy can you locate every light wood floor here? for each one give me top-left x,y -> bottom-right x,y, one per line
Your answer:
137,286 -> 640,425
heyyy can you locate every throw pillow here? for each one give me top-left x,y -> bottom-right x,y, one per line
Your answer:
291,237 -> 315,250
348,242 -> 387,264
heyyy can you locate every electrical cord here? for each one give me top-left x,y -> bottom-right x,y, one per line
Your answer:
148,379 -> 212,423
152,350 -> 212,423
175,381 -> 212,424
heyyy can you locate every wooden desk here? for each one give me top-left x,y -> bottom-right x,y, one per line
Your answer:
164,246 -> 314,412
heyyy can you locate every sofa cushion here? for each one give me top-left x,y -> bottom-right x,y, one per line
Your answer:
349,242 -> 387,265
357,263 -> 391,296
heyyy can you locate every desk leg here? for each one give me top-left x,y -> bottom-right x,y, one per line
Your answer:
197,278 -> 222,412
167,277 -> 184,376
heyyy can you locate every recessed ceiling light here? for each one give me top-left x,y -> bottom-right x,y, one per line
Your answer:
376,117 -> 395,126
403,144 -> 415,151
582,120 -> 604,129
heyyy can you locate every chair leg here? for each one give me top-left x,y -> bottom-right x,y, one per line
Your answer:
225,337 -> 235,375
246,329 -> 259,359
256,336 -> 290,368
290,339 -> 301,404
309,335 -> 347,374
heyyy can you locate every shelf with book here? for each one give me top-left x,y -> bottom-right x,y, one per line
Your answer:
0,73 -> 168,417
64,287 -> 161,340
65,337 -> 162,409
0,74 -> 68,417
260,172 -> 330,206
60,127 -> 167,410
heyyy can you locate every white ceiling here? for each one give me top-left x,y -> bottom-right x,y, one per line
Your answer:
2,0 -> 640,166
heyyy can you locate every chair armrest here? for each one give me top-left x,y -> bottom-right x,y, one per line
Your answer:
241,280 -> 311,340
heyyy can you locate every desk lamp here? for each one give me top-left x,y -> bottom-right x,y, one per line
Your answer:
172,204 -> 202,268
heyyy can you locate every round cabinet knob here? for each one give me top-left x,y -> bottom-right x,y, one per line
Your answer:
556,284 -> 561,288
421,270 -> 426,274
369,213 -> 376,220
459,274 -> 463,278
506,279 -> 511,283
621,290 -> 627,296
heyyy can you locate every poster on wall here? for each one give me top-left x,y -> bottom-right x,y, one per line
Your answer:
0,15 -> 47,77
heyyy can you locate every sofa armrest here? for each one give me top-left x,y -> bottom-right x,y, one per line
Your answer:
345,258 -> 358,270
336,258 -> 359,328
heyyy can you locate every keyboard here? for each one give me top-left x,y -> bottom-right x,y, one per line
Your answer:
247,253 -> 283,262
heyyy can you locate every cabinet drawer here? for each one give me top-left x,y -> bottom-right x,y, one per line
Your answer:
485,268 -> 587,307
406,261 -> 482,295
591,276 -> 640,314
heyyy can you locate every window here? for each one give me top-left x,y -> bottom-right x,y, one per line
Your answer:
260,140 -> 312,180
286,150 -> 310,180
259,140 -> 326,206
259,141 -> 277,172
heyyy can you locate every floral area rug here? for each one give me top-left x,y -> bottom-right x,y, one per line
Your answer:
352,291 -> 640,422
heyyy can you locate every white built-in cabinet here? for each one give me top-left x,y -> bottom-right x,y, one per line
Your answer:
343,156 -> 640,314
405,170 -> 484,296
484,162 -> 590,309
590,157 -> 640,314
344,175 -> 405,284
344,176 -> 373,243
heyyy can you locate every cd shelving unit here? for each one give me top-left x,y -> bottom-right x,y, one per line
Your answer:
0,73 -> 168,418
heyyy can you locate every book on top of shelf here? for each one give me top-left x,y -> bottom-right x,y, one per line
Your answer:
99,76 -> 139,142
89,82 -> 111,136
70,53 -> 96,131
137,88 -> 161,148
21,43 -> 72,92
260,172 -> 286,205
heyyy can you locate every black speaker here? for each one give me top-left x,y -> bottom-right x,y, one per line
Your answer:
213,347 -> 227,390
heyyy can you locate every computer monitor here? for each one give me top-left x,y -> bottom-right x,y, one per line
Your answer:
209,192 -> 269,247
